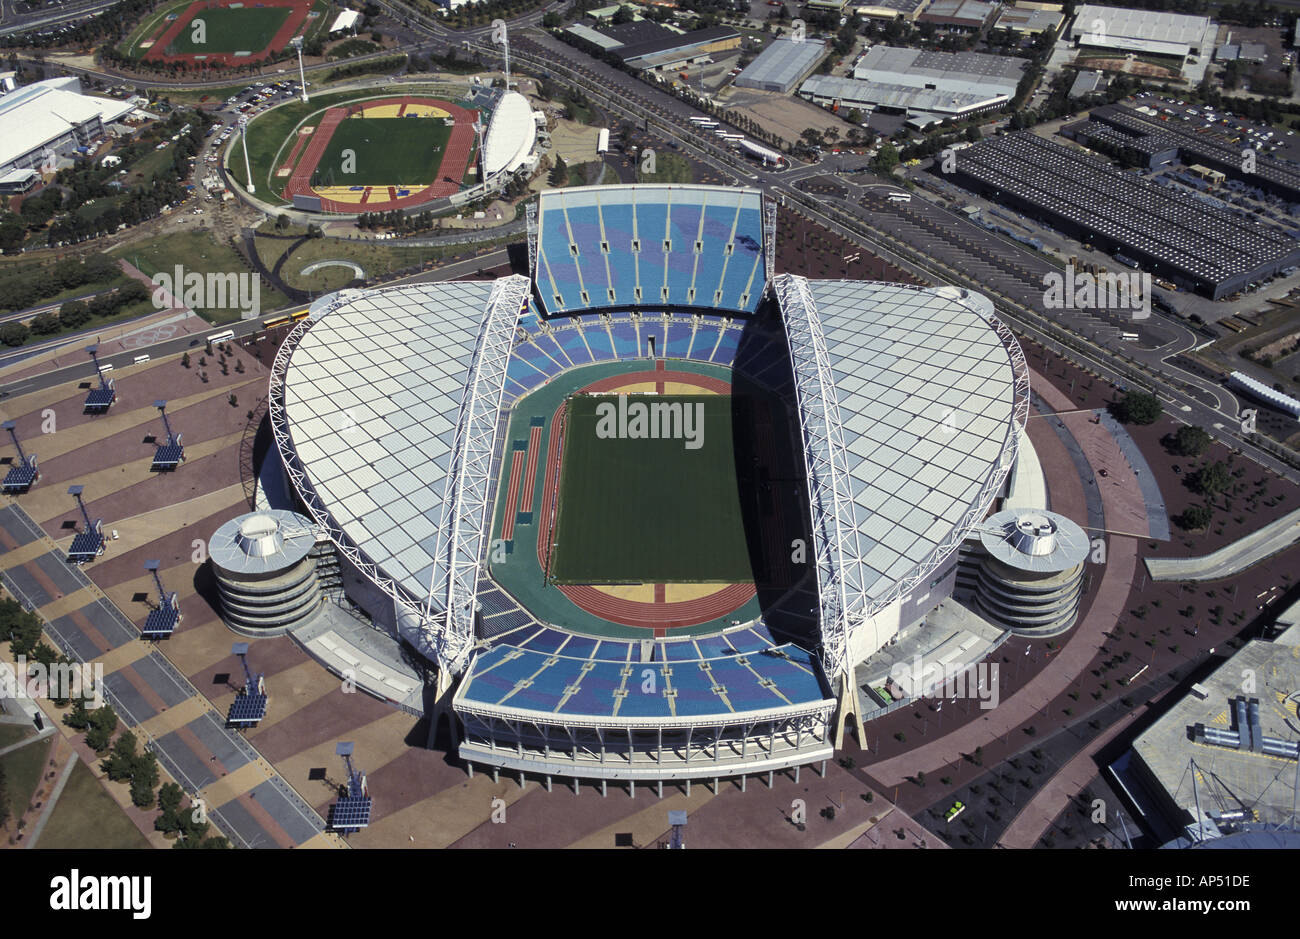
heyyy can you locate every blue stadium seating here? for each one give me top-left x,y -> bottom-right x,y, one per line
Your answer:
534,186 -> 765,315
609,322 -> 640,359
554,327 -> 593,366
711,328 -> 742,366
462,627 -> 827,719
583,321 -> 615,361
688,324 -> 720,361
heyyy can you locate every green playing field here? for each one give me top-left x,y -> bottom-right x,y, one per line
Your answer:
548,394 -> 753,584
167,6 -> 292,54
311,116 -> 453,186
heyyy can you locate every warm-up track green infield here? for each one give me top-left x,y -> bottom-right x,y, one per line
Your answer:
548,394 -> 753,584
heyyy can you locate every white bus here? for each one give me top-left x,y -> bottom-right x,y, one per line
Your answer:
206,329 -> 235,344
1120,332 -> 1140,342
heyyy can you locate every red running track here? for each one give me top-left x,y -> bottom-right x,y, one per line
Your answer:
143,0 -> 312,67
280,97 -> 479,212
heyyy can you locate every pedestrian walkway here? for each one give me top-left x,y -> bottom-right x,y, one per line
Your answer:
1146,507 -> 1300,581
23,752 -> 78,849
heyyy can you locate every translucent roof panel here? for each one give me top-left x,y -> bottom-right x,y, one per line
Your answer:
796,280 -> 1021,606
280,281 -> 499,602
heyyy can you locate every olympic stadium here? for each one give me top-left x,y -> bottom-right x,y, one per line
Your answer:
265,182 -> 1032,785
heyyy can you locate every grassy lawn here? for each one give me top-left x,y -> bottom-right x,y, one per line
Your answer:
549,394 -> 751,583
256,234 -> 436,292
313,115 -> 452,186
112,230 -> 291,322
0,734 -> 52,832
637,151 -> 693,184
0,723 -> 34,749
33,758 -> 151,850
167,6 -> 292,55
120,0 -> 191,58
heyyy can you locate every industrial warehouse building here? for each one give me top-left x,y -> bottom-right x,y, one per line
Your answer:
1065,104 -> 1300,203
993,3 -> 1064,35
946,133 -> 1300,299
0,76 -> 136,176
918,0 -> 997,31
565,20 -> 740,71
1066,4 -> 1217,78
800,46 -> 1027,123
733,38 -> 827,94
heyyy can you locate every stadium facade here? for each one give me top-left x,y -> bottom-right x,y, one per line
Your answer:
268,183 -> 1030,784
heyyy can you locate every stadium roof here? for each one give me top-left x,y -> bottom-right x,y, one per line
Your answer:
482,90 -> 536,177
209,509 -> 319,576
270,277 -> 531,673
734,38 -> 827,93
0,78 -> 135,170
329,9 -> 361,32
774,278 -> 1027,674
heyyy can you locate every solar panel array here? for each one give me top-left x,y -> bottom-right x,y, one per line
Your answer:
800,281 -> 1018,604
141,605 -> 180,639
281,281 -> 498,601
328,796 -> 372,831
151,443 -> 185,470
227,691 -> 268,726
67,529 -> 104,563
2,463 -> 37,492
949,132 -> 1300,294
83,387 -> 116,412
534,186 -> 765,316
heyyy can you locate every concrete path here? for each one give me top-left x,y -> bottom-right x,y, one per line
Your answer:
24,751 -> 78,849
1146,507 -> 1300,581
997,704 -> 1145,848
0,725 -> 54,759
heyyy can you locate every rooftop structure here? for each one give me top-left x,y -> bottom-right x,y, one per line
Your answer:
481,90 -> 536,178
853,46 -> 1027,99
329,8 -> 361,33
993,4 -> 1064,34
0,77 -> 135,175
918,0 -> 997,30
1067,4 -> 1215,60
1123,625 -> 1300,836
733,38 -> 827,94
945,132 -> 1300,299
852,0 -> 927,21
1082,103 -> 1300,203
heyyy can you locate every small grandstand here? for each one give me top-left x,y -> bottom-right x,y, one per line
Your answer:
270,183 -> 1028,786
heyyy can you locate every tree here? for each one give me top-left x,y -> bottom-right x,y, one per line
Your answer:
549,155 -> 569,187
102,730 -> 139,782
872,141 -> 900,175
129,752 -> 159,808
1112,390 -> 1162,425
1177,503 -> 1213,530
1190,461 -> 1231,498
1166,425 -> 1211,457
30,311 -> 60,335
0,321 -> 28,347
181,352 -> 190,368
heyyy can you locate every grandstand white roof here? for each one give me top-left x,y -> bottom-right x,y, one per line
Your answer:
0,78 -> 135,170
330,8 -> 362,32
482,90 -> 536,177
775,278 -> 1027,670
276,281 -> 500,602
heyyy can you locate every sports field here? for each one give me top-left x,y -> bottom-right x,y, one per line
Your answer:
549,394 -> 753,584
167,6 -> 292,53
311,116 -> 453,187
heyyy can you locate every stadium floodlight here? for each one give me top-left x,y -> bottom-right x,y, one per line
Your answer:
239,114 -> 255,194
291,37 -> 308,103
